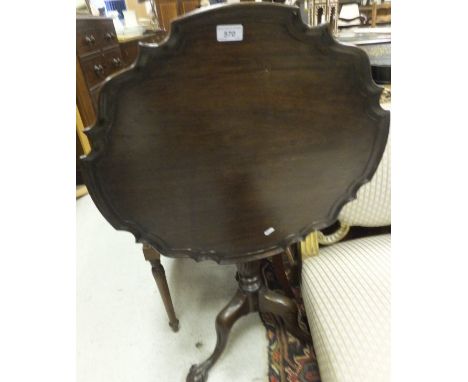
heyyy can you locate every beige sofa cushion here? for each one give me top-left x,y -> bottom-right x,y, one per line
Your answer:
301,235 -> 390,382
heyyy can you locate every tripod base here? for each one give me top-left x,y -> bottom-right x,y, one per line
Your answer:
186,260 -> 310,382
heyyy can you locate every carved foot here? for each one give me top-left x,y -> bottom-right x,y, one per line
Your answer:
186,363 -> 209,382
259,288 -> 311,343
186,288 -> 251,381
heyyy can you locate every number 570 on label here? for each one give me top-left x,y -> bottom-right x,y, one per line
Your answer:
217,25 -> 244,42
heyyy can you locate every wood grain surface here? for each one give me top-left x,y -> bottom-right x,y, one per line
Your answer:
81,3 -> 390,264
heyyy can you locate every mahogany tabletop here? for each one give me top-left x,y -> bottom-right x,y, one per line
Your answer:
81,3 -> 390,264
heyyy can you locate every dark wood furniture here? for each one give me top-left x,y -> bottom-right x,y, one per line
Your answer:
76,15 -> 176,319
76,16 -> 124,112
80,4 -> 389,381
142,244 -> 180,331
119,32 -> 167,66
76,16 -> 167,125
76,16 -> 124,185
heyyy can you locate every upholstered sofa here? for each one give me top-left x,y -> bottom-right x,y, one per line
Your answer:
301,128 -> 391,382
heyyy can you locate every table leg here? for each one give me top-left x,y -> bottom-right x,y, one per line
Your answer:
142,244 -> 179,332
186,259 -> 310,382
187,290 -> 250,382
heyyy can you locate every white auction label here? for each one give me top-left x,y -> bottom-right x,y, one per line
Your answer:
216,24 -> 243,42
264,227 -> 275,236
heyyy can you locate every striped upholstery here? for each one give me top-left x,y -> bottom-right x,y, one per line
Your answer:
338,132 -> 391,227
302,235 -> 390,382
302,101 -> 391,380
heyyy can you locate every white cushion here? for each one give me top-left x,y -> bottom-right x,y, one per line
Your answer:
339,133 -> 391,227
301,235 -> 390,382
339,4 -> 360,20
338,4 -> 362,27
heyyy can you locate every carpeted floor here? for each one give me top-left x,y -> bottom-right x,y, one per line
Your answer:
77,195 -> 268,382
261,261 -> 321,382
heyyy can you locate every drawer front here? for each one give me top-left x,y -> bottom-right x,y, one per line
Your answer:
77,17 -> 119,56
102,48 -> 124,75
77,28 -> 101,55
80,54 -> 108,89
99,19 -> 119,50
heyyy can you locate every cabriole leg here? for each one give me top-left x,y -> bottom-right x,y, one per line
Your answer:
186,290 -> 250,382
186,261 -> 261,382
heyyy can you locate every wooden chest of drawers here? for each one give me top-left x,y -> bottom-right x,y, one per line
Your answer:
76,15 -> 167,127
76,16 -> 124,113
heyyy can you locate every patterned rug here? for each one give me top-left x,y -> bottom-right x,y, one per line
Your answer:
260,260 -> 321,382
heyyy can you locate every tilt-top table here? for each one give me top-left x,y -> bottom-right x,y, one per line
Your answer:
81,4 -> 389,381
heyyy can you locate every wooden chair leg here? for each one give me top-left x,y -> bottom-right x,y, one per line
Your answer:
142,244 -> 180,332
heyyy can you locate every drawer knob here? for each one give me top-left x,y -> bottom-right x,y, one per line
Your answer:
112,58 -> 122,67
105,32 -> 116,41
93,64 -> 104,76
85,35 -> 96,45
